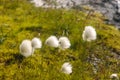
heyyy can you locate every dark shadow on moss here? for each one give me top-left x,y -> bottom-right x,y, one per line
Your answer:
5,54 -> 24,66
19,26 -> 43,32
66,54 -> 78,61
25,26 -> 42,32
13,54 -> 24,62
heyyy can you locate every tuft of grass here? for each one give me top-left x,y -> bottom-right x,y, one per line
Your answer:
0,0 -> 120,80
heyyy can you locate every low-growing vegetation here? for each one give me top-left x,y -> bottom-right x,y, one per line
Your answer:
0,0 -> 120,80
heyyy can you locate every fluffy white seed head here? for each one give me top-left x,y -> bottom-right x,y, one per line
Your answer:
45,35 -> 59,48
61,62 -> 72,74
19,40 -> 34,57
31,37 -> 42,49
59,37 -> 71,50
110,73 -> 119,79
82,26 -> 97,42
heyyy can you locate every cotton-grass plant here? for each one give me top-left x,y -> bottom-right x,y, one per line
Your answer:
61,62 -> 72,74
31,37 -> 42,49
20,37 -> 42,57
110,73 -> 119,80
19,40 -> 34,57
45,35 -> 59,48
59,36 -> 71,50
82,26 -> 97,42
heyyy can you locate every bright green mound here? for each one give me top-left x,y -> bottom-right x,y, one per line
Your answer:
0,1 -> 120,80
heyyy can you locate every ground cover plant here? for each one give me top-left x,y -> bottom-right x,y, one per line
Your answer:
0,0 -> 120,80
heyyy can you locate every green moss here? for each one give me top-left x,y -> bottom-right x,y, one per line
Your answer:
0,0 -> 120,80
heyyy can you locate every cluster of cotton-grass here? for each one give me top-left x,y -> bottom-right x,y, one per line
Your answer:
19,37 -> 42,57
20,35 -> 71,57
45,36 -> 72,74
19,25 -> 97,74
45,35 -> 71,50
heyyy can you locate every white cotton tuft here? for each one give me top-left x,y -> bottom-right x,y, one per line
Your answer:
82,26 -> 97,42
59,37 -> 71,50
61,62 -> 72,74
19,40 -> 34,57
45,35 -> 59,48
31,37 -> 42,49
110,73 -> 119,79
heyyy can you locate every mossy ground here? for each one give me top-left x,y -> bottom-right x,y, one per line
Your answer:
0,0 -> 120,80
